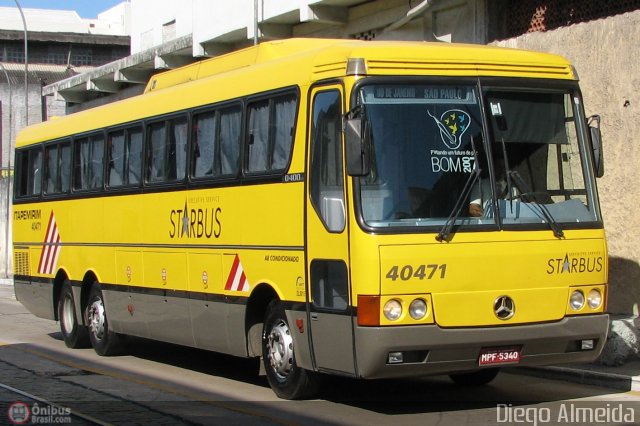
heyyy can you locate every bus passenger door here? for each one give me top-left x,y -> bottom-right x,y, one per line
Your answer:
305,86 -> 355,375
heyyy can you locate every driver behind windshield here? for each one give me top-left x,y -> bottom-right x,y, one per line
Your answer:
468,155 -> 513,217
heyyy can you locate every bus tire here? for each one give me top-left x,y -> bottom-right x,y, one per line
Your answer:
262,300 -> 318,400
58,280 -> 89,349
86,282 -> 123,356
449,368 -> 500,386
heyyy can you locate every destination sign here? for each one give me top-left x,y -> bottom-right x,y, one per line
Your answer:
363,85 -> 475,104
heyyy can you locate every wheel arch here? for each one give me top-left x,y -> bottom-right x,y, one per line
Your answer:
79,270 -> 100,326
245,283 -> 280,357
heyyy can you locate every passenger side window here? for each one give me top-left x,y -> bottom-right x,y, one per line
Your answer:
15,148 -> 42,198
107,126 -> 142,188
44,141 -> 71,195
192,105 -> 241,179
108,130 -> 126,186
193,111 -> 216,178
220,107 -> 241,175
74,134 -> 104,191
146,116 -> 188,183
247,93 -> 297,174
128,128 -> 142,185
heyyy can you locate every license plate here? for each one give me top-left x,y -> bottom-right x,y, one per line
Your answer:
478,346 -> 521,366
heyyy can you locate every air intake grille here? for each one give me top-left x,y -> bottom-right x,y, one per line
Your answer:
14,251 -> 30,276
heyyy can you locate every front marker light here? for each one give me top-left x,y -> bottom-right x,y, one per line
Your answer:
357,295 -> 380,326
587,289 -> 602,309
383,299 -> 402,321
570,290 -> 585,311
409,298 -> 428,320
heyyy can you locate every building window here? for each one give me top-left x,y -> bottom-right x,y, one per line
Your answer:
162,20 -> 177,43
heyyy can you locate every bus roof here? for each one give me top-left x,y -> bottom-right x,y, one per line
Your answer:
16,38 -> 574,148
145,38 -> 575,94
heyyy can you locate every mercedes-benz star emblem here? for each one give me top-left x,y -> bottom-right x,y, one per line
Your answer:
494,296 -> 515,320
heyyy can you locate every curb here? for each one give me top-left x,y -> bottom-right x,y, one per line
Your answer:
512,365 -> 640,392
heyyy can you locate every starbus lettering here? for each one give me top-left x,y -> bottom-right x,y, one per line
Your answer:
546,254 -> 603,274
169,201 -> 222,239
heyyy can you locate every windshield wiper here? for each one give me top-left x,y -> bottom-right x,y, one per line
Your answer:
436,137 -> 481,242
508,170 -> 565,238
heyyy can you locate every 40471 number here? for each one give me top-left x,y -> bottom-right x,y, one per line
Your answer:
385,264 -> 447,281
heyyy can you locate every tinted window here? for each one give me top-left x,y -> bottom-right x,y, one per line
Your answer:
107,126 -> 142,188
192,105 -> 241,179
15,148 -> 42,198
311,260 -> 349,311
247,93 -> 296,174
44,141 -> 71,195
146,116 -> 188,183
74,134 -> 104,191
310,90 -> 345,232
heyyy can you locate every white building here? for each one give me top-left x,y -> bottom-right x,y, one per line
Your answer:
0,3 -> 130,35
44,0 -> 489,109
0,3 -> 131,278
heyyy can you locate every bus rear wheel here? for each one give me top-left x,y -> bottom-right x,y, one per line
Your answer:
86,282 -> 123,356
58,280 -> 89,349
262,300 -> 318,400
449,368 -> 500,386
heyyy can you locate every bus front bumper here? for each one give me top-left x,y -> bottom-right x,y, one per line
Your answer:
354,314 -> 609,379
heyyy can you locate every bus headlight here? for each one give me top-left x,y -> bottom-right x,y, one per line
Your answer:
569,290 -> 585,311
587,289 -> 602,309
383,299 -> 402,321
409,299 -> 427,320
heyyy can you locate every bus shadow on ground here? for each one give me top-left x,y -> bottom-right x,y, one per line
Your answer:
316,371 -> 626,415
43,331 -> 625,416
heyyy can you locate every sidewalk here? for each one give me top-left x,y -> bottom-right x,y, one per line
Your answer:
518,314 -> 640,392
514,361 -> 640,392
1,276 -> 637,392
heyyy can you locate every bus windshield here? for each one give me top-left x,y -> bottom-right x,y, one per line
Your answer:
356,83 -> 599,230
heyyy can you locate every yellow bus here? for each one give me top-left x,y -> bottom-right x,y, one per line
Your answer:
12,38 -> 608,399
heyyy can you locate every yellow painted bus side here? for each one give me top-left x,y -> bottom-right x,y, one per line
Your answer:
13,38 -> 608,400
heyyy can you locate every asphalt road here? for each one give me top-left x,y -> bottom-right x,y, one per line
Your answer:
0,284 -> 638,425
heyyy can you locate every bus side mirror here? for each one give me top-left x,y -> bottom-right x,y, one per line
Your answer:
345,117 -> 371,177
588,115 -> 604,178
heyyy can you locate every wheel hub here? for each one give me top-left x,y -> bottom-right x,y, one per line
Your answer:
266,319 -> 294,380
88,299 -> 106,340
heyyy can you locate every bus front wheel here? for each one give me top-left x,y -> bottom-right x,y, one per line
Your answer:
58,280 -> 89,349
262,300 -> 318,400
86,282 -> 123,356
